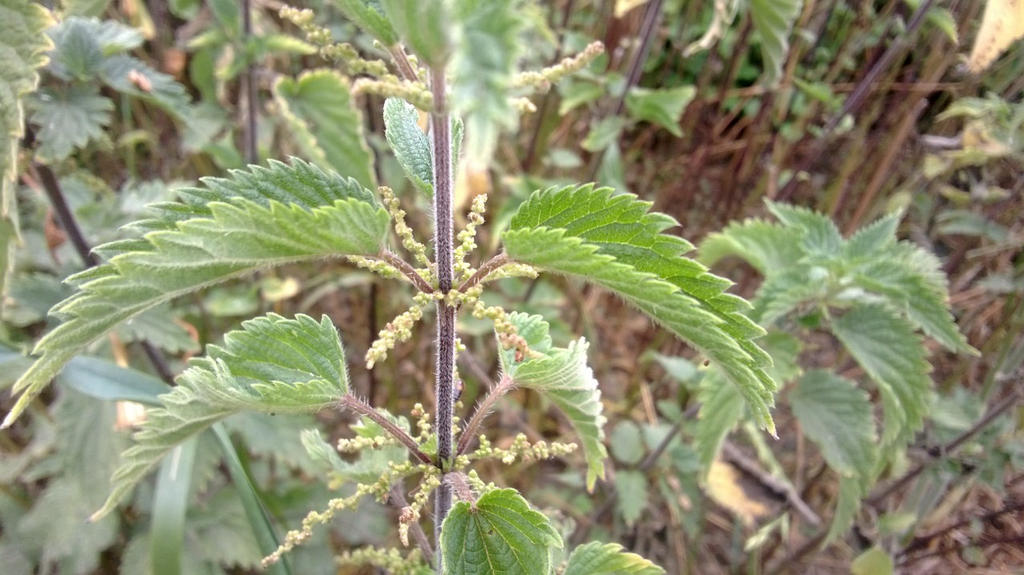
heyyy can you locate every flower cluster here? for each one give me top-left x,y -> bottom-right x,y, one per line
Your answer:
514,41 -> 605,92
454,193 -> 488,282
380,186 -> 432,271
279,6 -> 390,76
398,473 -> 441,546
469,433 -> 578,465
336,547 -> 430,575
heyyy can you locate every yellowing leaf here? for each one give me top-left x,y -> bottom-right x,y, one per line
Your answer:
967,0 -> 1024,72
706,458 -> 771,526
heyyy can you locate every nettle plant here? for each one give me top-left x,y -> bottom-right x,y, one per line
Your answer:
3,2 -> 781,574
698,202 -> 975,543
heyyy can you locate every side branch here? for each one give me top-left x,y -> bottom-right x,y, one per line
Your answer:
382,250 -> 434,293
457,252 -> 509,292
457,374 -> 516,455
339,395 -> 433,465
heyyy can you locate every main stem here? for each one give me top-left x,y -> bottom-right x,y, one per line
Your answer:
430,64 -> 456,558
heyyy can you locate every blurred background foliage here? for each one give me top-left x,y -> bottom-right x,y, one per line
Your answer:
0,0 -> 1021,573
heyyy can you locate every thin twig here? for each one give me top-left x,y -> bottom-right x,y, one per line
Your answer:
339,395 -> 433,465
457,252 -> 509,292
381,250 -> 434,293
457,374 -> 516,455
389,486 -> 434,564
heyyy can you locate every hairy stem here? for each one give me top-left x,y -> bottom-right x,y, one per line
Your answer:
382,250 -> 434,293
457,252 -> 509,292
457,374 -> 515,455
429,64 -> 456,554
389,485 -> 435,563
388,45 -> 420,83
338,395 -> 432,465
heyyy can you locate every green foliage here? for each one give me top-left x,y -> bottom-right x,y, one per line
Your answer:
0,0 -> 52,304
831,305 -> 932,446
498,312 -> 607,490
748,0 -> 802,85
2,159 -> 386,428
624,86 -> 695,137
273,70 -> 377,189
380,0 -> 450,66
334,0 -> 399,46
699,202 -> 974,547
503,184 -> 777,434
440,488 -> 562,575
383,97 -> 433,196
92,313 -> 350,520
563,541 -> 665,575
789,370 -> 876,479
615,470 -> 649,527
30,84 -> 111,161
450,0 -> 524,165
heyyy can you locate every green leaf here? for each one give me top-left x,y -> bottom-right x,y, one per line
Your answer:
273,70 -> 376,189
609,421 -> 644,466
582,116 -> 627,152
441,488 -> 562,575
564,541 -> 664,575
825,476 -> 862,544
0,0 -> 52,308
100,55 -> 191,118
849,242 -> 975,355
334,0 -> 398,46
841,211 -> 901,260
56,355 -> 167,405
624,85 -> 695,137
615,470 -> 649,527
52,17 -> 145,54
30,84 -> 112,161
213,426 -> 291,575
749,0 -> 802,85
383,97 -> 433,196
450,0 -> 523,164
790,370 -> 877,478
379,0 -> 449,66
693,370 -> 745,469
766,200 -> 841,259
503,185 -> 777,434
151,438 -> 198,575
90,313 -> 350,520
47,17 -> 103,79
851,546 -> 894,575
3,159 -> 387,428
498,312 -> 608,490
700,218 -> 803,275
831,304 -> 932,445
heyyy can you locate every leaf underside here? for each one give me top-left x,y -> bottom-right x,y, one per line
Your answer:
502,184 -> 777,433
3,159 -> 387,428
